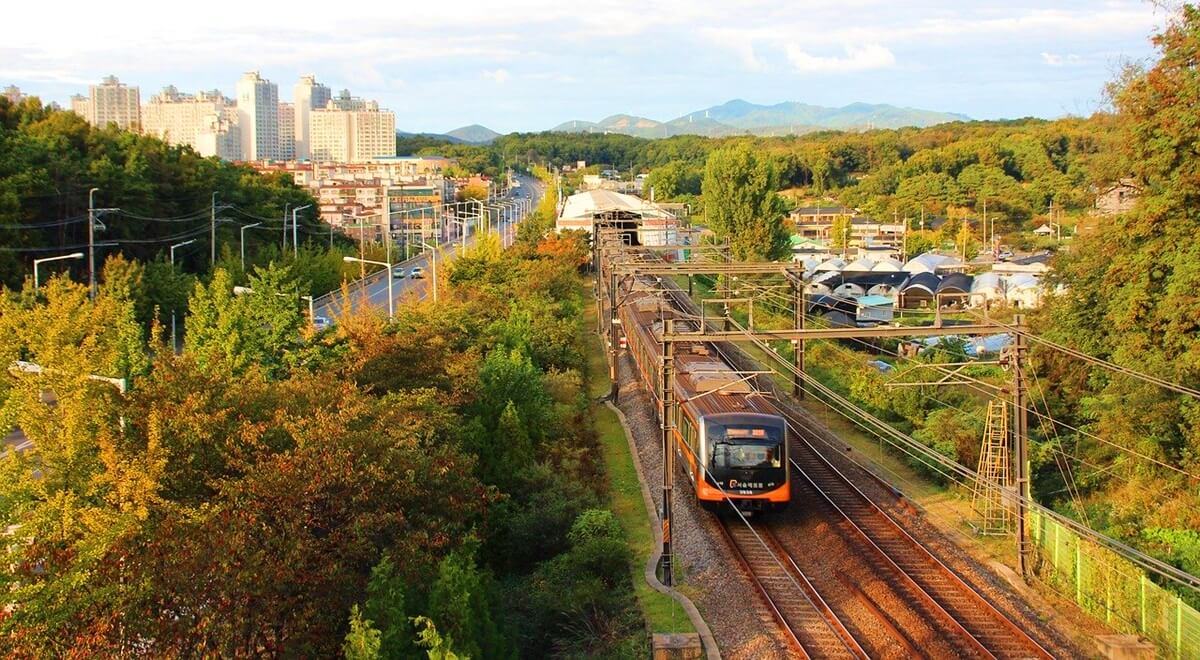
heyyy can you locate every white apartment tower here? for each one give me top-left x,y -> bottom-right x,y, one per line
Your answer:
196,109 -> 241,161
310,99 -> 396,163
142,87 -> 234,154
293,75 -> 331,160
278,102 -> 296,160
235,71 -> 280,161
87,75 -> 141,130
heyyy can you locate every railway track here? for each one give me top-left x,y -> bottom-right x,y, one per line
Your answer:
784,420 -> 1054,660
651,271 -> 1060,658
716,516 -> 866,660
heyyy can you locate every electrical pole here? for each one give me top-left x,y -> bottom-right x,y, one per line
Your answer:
1012,314 -> 1030,579
660,316 -> 675,587
88,187 -> 98,300
211,192 -> 218,265
793,277 -> 805,398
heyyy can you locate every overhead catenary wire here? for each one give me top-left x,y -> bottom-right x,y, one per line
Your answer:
727,277 -> 1200,485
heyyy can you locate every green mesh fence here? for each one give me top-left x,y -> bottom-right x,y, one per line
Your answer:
1031,510 -> 1200,659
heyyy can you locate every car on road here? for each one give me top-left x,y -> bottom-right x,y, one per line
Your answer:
392,266 -> 406,278
409,266 -> 425,279
312,316 -> 332,331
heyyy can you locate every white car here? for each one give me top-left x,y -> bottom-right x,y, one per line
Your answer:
409,266 -> 425,279
392,266 -> 406,278
312,316 -> 332,331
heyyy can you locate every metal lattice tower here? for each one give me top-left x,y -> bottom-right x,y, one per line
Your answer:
972,400 -> 1012,535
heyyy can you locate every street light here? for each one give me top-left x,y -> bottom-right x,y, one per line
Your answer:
343,256 -> 394,320
240,222 -> 262,270
32,252 -> 84,289
417,240 -> 438,304
169,239 -> 197,354
292,204 -> 313,258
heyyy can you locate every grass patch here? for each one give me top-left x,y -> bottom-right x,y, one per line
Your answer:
583,282 -> 695,635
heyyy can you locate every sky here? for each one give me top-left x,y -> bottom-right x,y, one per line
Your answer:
1,0 -> 1174,134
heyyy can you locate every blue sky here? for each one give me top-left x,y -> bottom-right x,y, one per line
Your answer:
2,0 -> 1172,134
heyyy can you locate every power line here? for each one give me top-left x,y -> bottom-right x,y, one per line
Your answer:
972,313 -> 1200,401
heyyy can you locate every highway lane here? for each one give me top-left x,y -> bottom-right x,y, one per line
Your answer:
313,175 -> 545,319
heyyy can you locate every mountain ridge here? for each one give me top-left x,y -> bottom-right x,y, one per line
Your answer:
551,99 -> 969,138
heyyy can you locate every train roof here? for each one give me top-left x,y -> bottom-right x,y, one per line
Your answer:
619,280 -> 779,421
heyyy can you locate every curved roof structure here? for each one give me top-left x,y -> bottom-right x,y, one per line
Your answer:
871,257 -> 904,272
971,271 -> 1003,293
900,272 -> 941,294
814,257 -> 846,272
842,257 -> 875,273
904,252 -> 965,274
937,272 -> 974,294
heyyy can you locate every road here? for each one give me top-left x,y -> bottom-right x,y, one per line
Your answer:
312,175 -> 545,318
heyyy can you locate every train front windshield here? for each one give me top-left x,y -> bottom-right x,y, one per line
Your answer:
708,423 -> 784,469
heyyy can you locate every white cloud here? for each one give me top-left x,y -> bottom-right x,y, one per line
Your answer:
1041,52 -> 1083,66
785,43 -> 896,73
483,68 -> 511,84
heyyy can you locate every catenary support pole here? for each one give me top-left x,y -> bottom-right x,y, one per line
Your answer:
1013,313 -> 1030,578
793,278 -> 805,398
661,317 -> 676,587
609,268 -> 619,402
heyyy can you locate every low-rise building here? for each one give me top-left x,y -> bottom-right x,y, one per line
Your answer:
1094,179 -> 1141,215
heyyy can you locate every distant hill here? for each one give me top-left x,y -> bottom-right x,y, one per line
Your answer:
551,114 -> 673,139
396,130 -> 465,144
552,99 -> 970,138
446,124 -> 502,144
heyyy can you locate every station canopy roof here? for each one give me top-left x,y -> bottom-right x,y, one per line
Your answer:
558,190 -> 676,222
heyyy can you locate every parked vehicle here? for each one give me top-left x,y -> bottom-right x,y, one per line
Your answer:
312,316 -> 332,331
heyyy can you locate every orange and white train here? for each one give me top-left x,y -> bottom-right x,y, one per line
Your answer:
617,279 -> 790,513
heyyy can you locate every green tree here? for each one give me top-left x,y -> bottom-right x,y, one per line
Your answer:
427,545 -> 503,660
701,144 -> 789,260
829,216 -> 852,249
184,264 -> 304,377
344,605 -> 383,660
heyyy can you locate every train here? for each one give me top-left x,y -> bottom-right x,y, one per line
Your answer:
617,278 -> 790,514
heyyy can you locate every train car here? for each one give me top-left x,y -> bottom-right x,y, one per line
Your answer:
617,280 -> 789,513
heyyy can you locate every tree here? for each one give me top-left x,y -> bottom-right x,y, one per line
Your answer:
829,216 -> 852,249
427,545 -> 504,660
344,606 -> 383,660
1033,6 -> 1200,571
701,144 -> 789,260
184,264 -> 304,377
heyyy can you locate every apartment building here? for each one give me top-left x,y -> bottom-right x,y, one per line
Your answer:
195,108 -> 242,161
293,75 -> 331,160
235,71 -> 280,161
73,75 -> 140,130
142,87 -> 230,147
278,102 -> 295,160
310,99 -> 396,163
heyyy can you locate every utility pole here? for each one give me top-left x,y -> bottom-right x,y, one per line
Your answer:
660,316 -> 675,587
211,192 -> 218,265
1011,314 -> 1030,579
793,277 -> 805,398
88,188 -> 99,300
